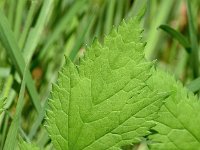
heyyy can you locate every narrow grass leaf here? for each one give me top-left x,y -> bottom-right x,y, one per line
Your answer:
104,0 -> 115,34
14,0 -> 26,39
7,0 -> 16,28
22,0 -> 53,63
145,0 -> 174,60
114,0 -> 124,25
187,0 -> 199,78
19,0 -> 39,49
69,14 -> 95,60
0,10 -> 42,114
39,0 -> 86,60
0,113 -> 9,150
28,104 -> 47,140
4,66 -> 27,150
128,0 -> 147,18
159,24 -> 191,53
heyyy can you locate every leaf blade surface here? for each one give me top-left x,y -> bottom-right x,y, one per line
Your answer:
149,70 -> 200,150
46,17 -> 165,150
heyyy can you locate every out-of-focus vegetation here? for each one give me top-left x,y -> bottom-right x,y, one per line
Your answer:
0,0 -> 199,149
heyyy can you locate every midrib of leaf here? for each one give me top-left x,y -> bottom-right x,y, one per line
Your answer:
93,78 -> 131,106
68,75 -> 72,150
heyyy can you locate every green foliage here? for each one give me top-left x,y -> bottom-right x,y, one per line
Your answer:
0,1 -> 199,150
3,66 -> 26,150
158,25 -> 191,53
0,10 -> 42,114
148,70 -> 200,149
46,17 -> 166,149
0,97 -> 6,114
18,139 -> 40,150
0,0 -> 139,149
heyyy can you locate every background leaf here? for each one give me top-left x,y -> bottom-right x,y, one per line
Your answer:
148,70 -> 200,149
158,24 -> 191,53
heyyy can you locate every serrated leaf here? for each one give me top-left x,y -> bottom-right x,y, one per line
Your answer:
46,17 -> 166,150
18,140 -> 41,150
186,77 -> 200,93
148,70 -> 200,149
0,97 -> 6,113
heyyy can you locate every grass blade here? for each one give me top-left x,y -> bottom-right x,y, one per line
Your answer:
0,10 -> 42,114
104,0 -> 116,34
187,0 -> 199,78
114,0 -> 124,25
145,0 -> 174,60
159,24 -> 191,53
14,0 -> 26,39
69,14 -> 95,60
128,0 -> 147,18
19,0 -> 39,49
39,0 -> 86,60
7,0 -> 16,29
0,114 -> 9,150
22,0 -> 53,63
3,66 -> 27,150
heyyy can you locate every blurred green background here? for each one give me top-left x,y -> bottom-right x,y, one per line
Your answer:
0,0 -> 199,149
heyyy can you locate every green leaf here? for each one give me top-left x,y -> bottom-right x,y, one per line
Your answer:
148,70 -> 200,149
186,77 -> 200,93
46,17 -> 166,150
158,24 -> 191,53
0,97 -> 6,113
18,138 -> 41,150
